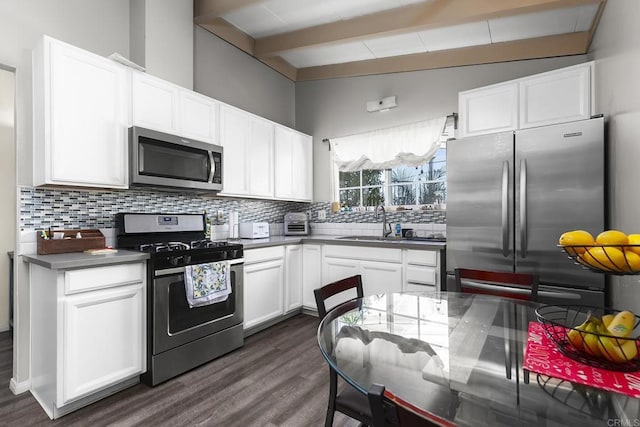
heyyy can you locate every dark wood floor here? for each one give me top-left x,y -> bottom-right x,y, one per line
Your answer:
0,314 -> 360,426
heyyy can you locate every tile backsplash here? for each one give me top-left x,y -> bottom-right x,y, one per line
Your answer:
19,186 -> 446,245
19,187 -> 308,230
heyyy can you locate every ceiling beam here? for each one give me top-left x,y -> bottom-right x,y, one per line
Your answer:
296,32 -> 591,81
200,18 -> 256,55
254,0 -> 603,58
199,19 -> 298,81
194,0 -> 265,25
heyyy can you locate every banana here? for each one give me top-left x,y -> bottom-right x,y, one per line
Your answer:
568,313 -> 592,350
600,336 -> 638,363
582,318 -> 604,358
607,310 -> 635,337
602,314 -> 615,328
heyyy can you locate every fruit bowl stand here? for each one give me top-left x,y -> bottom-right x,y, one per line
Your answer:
536,305 -> 640,372
559,244 -> 640,275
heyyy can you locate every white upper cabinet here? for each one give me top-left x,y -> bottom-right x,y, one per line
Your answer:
249,117 -> 275,198
179,90 -> 218,143
274,127 -> 313,201
131,71 -> 180,135
33,36 -> 128,188
219,104 -> 274,197
32,36 -> 312,197
220,104 -> 311,202
459,82 -> 519,138
519,64 -> 591,129
131,72 -> 219,145
459,62 -> 594,138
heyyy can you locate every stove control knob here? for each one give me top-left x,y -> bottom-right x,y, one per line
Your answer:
184,255 -> 192,264
169,256 -> 181,266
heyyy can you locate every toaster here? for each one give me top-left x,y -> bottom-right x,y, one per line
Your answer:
239,222 -> 270,239
284,212 -> 310,235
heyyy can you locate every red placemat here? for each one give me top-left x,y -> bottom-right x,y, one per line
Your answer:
524,321 -> 640,398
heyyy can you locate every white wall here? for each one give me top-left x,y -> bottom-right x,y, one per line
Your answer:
589,0 -> 640,311
295,56 -> 588,201
194,27 -> 296,128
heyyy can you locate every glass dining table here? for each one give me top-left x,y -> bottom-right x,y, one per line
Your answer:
317,292 -> 640,426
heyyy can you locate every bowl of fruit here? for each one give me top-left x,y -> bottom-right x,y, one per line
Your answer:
558,229 -> 640,275
536,305 -> 640,371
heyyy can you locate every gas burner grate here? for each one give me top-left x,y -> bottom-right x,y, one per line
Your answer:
190,239 -> 230,249
139,242 -> 192,253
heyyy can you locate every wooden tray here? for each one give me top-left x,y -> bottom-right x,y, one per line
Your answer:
37,229 -> 106,255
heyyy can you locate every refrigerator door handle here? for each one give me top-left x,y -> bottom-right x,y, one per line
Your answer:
501,161 -> 509,257
520,159 -> 528,258
459,279 -> 533,298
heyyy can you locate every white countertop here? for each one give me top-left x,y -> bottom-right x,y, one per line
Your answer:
22,249 -> 150,270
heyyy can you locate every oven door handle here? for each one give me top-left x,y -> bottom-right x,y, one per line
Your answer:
155,258 -> 244,277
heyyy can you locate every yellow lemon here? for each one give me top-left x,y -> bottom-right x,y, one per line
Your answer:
584,246 -> 627,272
624,250 -> 640,272
596,230 -> 629,246
559,230 -> 595,255
628,234 -> 640,255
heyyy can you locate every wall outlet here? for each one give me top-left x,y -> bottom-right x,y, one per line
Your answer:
317,210 -> 327,220
217,210 -> 224,222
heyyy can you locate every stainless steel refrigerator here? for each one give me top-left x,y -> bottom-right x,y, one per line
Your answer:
445,117 -> 606,306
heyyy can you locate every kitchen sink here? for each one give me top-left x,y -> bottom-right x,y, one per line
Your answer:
337,235 -> 394,241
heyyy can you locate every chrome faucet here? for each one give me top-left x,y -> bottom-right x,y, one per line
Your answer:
375,205 -> 393,237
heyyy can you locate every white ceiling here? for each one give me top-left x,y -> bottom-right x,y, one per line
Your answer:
194,0 -> 606,80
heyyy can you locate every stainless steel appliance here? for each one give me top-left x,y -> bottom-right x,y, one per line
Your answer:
129,126 -> 223,192
446,117 -> 606,306
116,213 -> 243,386
284,212 -> 310,235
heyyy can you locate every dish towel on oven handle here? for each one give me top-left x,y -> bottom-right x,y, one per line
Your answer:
184,261 -> 232,308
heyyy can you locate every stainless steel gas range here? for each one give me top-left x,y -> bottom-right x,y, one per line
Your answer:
116,213 -> 244,386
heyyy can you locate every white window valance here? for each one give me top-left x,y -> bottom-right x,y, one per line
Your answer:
331,116 -> 447,172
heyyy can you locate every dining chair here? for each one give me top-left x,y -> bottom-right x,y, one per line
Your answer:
314,275 -> 372,427
453,268 -> 539,301
367,383 -> 439,427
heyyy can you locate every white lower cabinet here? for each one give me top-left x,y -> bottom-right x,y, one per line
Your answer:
360,261 -> 403,295
30,261 -> 146,419
302,244 -> 322,309
284,245 -> 303,312
322,245 -> 403,308
403,249 -> 441,292
62,285 -> 144,403
245,243 -> 443,324
243,246 -> 284,330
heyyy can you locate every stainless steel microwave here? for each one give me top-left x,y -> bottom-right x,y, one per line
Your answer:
129,126 -> 223,192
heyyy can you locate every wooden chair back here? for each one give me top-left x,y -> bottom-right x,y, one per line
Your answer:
314,274 -> 364,318
368,384 -> 439,426
454,268 -> 539,301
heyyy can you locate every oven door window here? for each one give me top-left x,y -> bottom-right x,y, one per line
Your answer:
139,136 -> 210,182
167,272 -> 236,333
